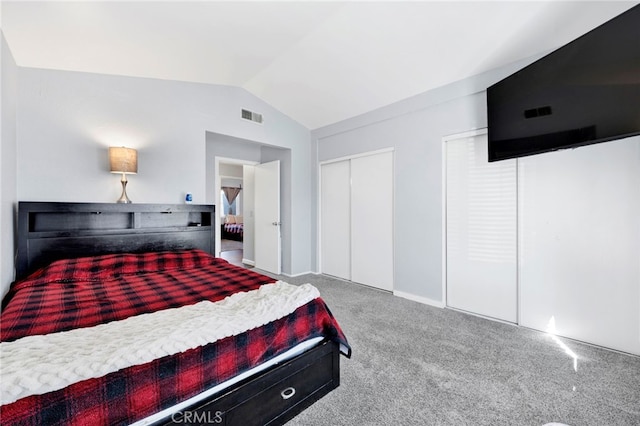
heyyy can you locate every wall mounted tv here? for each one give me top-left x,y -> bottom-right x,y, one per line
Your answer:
487,5 -> 640,162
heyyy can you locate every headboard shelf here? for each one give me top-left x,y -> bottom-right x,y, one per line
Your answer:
27,225 -> 208,239
17,202 -> 215,280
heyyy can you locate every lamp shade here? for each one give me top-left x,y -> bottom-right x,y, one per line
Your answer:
109,147 -> 138,174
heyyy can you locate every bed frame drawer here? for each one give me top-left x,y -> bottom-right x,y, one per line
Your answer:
159,340 -> 340,426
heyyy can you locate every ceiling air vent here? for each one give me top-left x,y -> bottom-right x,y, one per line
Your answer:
241,109 -> 263,124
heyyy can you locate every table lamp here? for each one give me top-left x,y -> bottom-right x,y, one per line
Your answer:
109,146 -> 138,203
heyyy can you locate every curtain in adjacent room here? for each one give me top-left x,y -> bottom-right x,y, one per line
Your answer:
222,186 -> 241,205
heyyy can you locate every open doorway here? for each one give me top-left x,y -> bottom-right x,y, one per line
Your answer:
206,131 -> 289,275
215,158 -> 258,268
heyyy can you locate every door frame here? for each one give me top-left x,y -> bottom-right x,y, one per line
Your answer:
215,156 -> 259,257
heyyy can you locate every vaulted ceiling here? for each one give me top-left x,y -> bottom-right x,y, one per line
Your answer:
1,1 -> 636,129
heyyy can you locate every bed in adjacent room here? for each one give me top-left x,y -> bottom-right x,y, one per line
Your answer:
0,202 -> 350,426
221,214 -> 244,242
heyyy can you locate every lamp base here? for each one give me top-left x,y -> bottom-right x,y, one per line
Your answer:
116,177 -> 132,204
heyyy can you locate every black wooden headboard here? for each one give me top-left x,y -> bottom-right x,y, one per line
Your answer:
16,202 -> 215,280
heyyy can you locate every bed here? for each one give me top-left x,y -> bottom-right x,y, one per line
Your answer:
221,215 -> 243,242
0,202 -> 350,426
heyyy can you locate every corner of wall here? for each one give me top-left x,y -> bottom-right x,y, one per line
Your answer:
1,30 -> 19,299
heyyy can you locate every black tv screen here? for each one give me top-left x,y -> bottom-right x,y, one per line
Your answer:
487,5 -> 640,162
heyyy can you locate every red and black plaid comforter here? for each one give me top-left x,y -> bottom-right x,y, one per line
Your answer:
0,250 -> 350,426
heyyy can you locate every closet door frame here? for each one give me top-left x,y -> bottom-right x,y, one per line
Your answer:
318,147 -> 395,289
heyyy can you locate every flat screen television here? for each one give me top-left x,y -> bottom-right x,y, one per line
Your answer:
487,5 -> 640,162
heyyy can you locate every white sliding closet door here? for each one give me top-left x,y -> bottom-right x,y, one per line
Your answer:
446,132 -> 517,323
519,138 -> 640,355
320,160 -> 351,280
320,150 -> 394,291
351,151 -> 394,291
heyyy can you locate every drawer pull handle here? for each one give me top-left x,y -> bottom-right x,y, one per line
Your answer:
280,387 -> 296,400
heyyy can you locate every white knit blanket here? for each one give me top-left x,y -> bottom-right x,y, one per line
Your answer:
0,281 -> 320,405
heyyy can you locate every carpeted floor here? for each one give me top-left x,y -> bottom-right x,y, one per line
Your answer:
273,274 -> 640,426
220,239 -> 243,252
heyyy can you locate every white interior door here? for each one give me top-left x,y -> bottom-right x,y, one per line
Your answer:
254,160 -> 281,274
351,151 -> 394,291
320,160 -> 351,280
445,132 -> 517,323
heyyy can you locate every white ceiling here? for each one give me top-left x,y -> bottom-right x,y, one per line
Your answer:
1,1 -> 637,129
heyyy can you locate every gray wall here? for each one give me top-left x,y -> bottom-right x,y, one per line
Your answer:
205,132 -> 263,206
14,67 -> 312,278
1,31 -> 18,299
311,55 -> 544,303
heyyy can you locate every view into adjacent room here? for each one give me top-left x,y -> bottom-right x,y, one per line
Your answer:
219,163 -> 244,266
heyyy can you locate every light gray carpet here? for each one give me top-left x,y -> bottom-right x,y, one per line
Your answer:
220,239 -> 243,252
274,273 -> 640,426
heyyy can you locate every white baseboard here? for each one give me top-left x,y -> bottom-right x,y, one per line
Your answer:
242,259 -> 255,266
282,270 -> 316,278
393,290 -> 445,308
